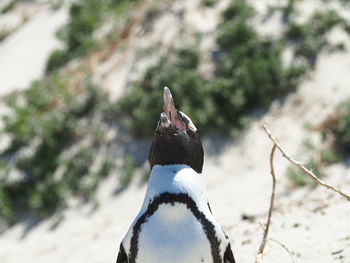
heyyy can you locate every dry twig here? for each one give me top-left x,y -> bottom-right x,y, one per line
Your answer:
270,238 -> 296,263
256,124 -> 350,263
262,124 -> 350,201
256,144 -> 277,262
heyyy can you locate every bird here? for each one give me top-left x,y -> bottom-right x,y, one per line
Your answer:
116,87 -> 236,263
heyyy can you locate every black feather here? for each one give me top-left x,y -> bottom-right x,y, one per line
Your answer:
148,127 -> 204,173
116,243 -> 128,263
224,243 -> 236,263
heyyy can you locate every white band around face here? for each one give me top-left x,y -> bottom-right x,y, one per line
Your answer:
179,111 -> 197,132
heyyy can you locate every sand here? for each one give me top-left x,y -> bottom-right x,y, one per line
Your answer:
0,2 -> 68,97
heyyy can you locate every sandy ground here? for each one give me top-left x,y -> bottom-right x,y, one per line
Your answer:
1,0 -> 350,263
0,2 -> 68,97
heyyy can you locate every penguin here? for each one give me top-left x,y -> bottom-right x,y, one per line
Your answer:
116,87 -> 236,263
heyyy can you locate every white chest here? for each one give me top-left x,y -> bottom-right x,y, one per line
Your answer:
136,203 -> 212,263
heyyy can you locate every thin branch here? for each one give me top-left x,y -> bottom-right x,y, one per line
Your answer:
270,238 -> 296,263
257,144 -> 277,259
256,223 -> 296,263
262,124 -> 350,201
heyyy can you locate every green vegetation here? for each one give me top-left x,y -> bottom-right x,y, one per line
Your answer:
285,9 -> 347,67
117,0 -> 306,137
46,0 -> 105,72
0,73 -> 115,223
287,159 -> 326,187
117,47 -> 207,137
0,30 -> 10,42
213,0 -> 306,128
46,49 -> 70,74
265,0 -> 300,24
287,100 -> 350,189
267,1 -> 348,68
286,139 -> 327,187
1,0 -> 26,13
320,99 -> 350,156
202,0 -> 217,7
286,98 -> 350,188
281,0 -> 299,22
120,155 -> 136,187
0,0 -> 144,224
46,0 -> 138,73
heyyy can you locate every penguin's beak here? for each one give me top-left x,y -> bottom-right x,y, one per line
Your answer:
161,87 -> 186,132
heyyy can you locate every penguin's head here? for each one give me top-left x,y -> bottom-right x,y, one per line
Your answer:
148,87 -> 204,173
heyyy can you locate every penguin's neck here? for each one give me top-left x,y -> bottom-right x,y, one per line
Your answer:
142,164 -> 207,210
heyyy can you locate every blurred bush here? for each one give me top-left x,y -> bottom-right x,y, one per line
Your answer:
285,9 -> 347,67
287,97 -> 350,188
117,0 -> 306,137
1,0 -> 25,13
117,47 -> 208,137
202,0 -> 217,7
120,155 -> 137,187
285,139 -> 329,187
320,99 -> 350,156
46,0 -> 139,73
0,74 -> 114,223
46,0 -> 104,72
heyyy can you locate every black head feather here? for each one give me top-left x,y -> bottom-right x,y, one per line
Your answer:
148,87 -> 204,173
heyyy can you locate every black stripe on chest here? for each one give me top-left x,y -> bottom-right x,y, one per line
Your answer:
129,192 -> 222,263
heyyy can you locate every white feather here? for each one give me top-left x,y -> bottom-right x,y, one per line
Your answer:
137,203 -> 212,262
121,165 -> 229,262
